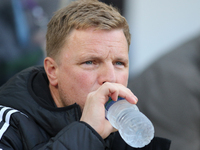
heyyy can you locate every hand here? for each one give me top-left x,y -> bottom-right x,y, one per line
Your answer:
80,82 -> 138,139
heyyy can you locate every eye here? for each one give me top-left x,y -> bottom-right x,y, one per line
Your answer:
84,61 -> 93,65
115,61 -> 124,66
81,60 -> 98,70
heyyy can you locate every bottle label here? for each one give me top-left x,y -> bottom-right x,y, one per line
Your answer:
105,97 -> 124,111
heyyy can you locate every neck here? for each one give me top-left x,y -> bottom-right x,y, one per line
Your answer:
49,84 -> 65,107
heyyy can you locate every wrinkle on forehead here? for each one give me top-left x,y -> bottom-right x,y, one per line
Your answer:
61,28 -> 128,62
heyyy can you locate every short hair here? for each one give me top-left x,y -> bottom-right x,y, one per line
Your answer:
46,0 -> 131,59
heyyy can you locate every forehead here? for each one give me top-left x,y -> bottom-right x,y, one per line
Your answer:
68,28 -> 128,50
58,28 -> 129,63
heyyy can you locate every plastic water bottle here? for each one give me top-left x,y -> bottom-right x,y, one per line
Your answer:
105,97 -> 154,148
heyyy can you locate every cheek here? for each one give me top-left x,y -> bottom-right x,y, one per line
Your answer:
76,72 -> 95,89
118,73 -> 129,86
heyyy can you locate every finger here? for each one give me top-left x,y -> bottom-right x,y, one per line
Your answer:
94,82 -> 138,104
106,83 -> 138,104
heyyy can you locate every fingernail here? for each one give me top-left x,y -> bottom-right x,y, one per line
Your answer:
133,95 -> 138,103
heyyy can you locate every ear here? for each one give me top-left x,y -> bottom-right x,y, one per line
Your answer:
44,57 -> 58,86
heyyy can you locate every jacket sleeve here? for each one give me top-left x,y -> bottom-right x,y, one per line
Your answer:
0,106 -> 106,150
41,121 -> 106,150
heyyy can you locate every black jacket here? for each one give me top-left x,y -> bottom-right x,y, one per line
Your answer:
0,66 -> 171,150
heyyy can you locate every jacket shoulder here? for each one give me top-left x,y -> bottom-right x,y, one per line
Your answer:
0,105 -> 48,150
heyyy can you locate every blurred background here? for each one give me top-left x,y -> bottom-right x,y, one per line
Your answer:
0,0 -> 59,85
124,0 -> 200,77
124,1 -> 200,150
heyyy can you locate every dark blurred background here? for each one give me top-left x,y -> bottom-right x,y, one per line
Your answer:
0,0 -> 59,86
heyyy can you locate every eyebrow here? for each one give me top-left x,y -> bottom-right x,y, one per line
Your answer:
78,55 -> 102,61
115,57 -> 129,63
77,48 -> 129,61
79,53 -> 129,63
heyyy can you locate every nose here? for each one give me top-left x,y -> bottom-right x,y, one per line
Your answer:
98,63 -> 116,85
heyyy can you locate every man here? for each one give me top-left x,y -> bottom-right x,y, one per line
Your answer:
0,0 -> 170,149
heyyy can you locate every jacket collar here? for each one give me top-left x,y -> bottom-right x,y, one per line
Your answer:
0,66 -> 82,136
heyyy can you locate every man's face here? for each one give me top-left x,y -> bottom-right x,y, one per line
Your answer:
56,28 -> 129,110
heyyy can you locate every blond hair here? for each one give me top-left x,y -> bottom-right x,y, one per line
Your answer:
46,0 -> 131,59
